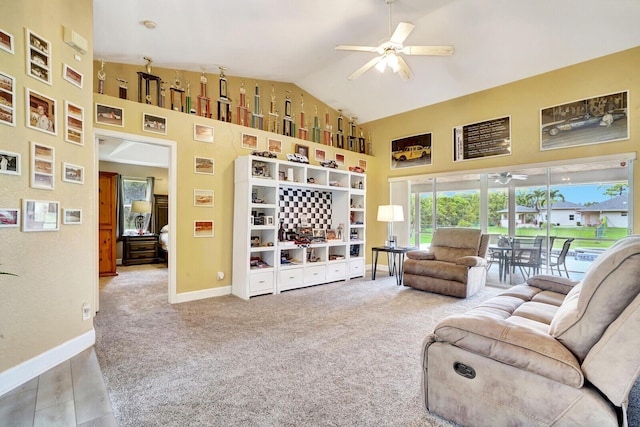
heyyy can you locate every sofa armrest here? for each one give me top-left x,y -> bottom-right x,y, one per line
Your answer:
407,251 -> 435,260
430,315 -> 584,387
455,255 -> 486,267
526,274 -> 579,295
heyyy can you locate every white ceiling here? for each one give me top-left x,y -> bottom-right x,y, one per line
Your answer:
93,0 -> 640,166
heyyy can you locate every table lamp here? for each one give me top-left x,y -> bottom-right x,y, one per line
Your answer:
377,205 -> 404,248
131,200 -> 151,235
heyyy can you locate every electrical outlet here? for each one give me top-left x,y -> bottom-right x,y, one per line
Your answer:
217,272 -> 224,280
82,303 -> 91,321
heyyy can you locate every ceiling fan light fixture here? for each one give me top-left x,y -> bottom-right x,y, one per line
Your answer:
387,52 -> 400,72
375,57 -> 387,73
496,176 -> 511,185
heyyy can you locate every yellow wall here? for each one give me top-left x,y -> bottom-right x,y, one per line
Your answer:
0,0 -> 95,371
93,94 -> 370,295
363,47 -> 640,249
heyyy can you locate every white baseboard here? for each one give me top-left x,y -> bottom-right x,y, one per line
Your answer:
0,329 -> 95,397
175,285 -> 231,303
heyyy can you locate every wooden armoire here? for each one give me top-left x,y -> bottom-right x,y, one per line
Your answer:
99,171 -> 118,276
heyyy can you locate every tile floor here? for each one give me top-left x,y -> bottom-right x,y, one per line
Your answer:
0,347 -> 116,427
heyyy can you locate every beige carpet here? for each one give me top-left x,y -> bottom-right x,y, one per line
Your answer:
95,265 -> 638,426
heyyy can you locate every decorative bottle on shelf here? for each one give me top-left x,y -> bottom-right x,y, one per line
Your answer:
278,221 -> 285,242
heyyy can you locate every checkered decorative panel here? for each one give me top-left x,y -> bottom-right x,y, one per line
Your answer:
279,188 -> 332,230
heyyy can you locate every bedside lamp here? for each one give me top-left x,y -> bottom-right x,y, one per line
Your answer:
377,205 -> 404,248
131,200 -> 151,235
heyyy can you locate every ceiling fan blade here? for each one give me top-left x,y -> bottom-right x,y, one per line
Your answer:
348,56 -> 383,80
335,45 -> 378,53
395,55 -> 414,80
390,22 -> 415,45
402,45 -> 455,56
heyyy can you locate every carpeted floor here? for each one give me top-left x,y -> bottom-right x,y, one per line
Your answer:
95,265 -> 639,427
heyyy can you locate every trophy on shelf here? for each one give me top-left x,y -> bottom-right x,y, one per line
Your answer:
358,129 -> 366,154
312,105 -> 321,143
170,71 -> 186,112
335,109 -> 345,149
185,80 -> 193,114
322,108 -> 333,146
236,82 -> 249,126
159,81 -> 166,108
297,94 -> 308,141
217,66 -> 231,122
116,78 -> 128,100
197,72 -> 211,118
267,85 -> 279,133
367,132 -> 373,156
97,58 -> 106,95
251,83 -> 264,130
137,56 -> 161,105
348,116 -> 357,151
283,90 -> 294,136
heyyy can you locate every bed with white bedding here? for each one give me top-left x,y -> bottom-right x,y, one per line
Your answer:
158,224 -> 169,261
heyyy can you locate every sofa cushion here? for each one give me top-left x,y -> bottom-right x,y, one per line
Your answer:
455,255 -> 485,267
404,259 -> 469,283
549,235 -> 640,361
406,251 -> 435,260
431,293 -> 584,387
430,228 -> 481,263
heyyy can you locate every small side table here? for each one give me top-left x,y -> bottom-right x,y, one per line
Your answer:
123,234 -> 159,266
371,246 -> 416,286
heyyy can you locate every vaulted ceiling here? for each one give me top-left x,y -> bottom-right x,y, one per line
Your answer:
94,0 -> 640,125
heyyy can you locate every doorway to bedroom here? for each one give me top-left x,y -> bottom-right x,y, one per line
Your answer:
95,128 -> 177,311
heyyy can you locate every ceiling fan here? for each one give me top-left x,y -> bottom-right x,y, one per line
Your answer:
335,0 -> 454,80
489,172 -> 528,185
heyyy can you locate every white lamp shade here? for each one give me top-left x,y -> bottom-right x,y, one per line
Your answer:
131,200 -> 151,214
377,205 -> 404,222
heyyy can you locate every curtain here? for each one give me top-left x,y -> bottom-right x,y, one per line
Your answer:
144,176 -> 155,233
115,174 -> 124,240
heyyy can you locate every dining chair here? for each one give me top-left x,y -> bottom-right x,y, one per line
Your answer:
509,237 -> 542,282
547,238 -> 575,277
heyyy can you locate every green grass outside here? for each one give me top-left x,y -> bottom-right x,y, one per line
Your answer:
412,226 -> 627,249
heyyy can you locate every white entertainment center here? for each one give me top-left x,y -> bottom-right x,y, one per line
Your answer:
232,155 -> 366,299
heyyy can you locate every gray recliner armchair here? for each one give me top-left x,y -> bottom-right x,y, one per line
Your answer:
422,235 -> 640,426
403,228 -> 489,298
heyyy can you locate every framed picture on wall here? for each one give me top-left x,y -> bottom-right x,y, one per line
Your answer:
95,103 -> 124,127
63,209 -> 82,225
391,132 -> 432,169
268,138 -> 282,154
0,28 -> 14,54
142,113 -> 167,134
25,28 -> 51,85
62,162 -> 84,184
194,220 -> 214,238
30,142 -> 54,190
315,148 -> 326,162
0,208 -> 19,228
0,149 -> 20,175
194,123 -> 214,143
22,199 -> 59,232
0,71 -> 15,126
194,189 -> 214,207
242,132 -> 258,150
26,87 -> 56,135
540,90 -> 629,150
64,101 -> 83,145
194,156 -> 214,175
335,153 -> 345,166
62,64 -> 83,88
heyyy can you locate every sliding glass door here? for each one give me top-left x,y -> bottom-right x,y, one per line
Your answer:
406,156 -> 633,280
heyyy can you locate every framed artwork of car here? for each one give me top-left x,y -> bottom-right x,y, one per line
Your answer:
540,90 -> 629,151
390,132 -> 432,170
